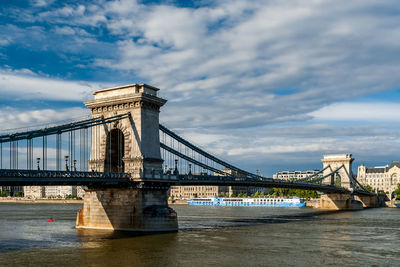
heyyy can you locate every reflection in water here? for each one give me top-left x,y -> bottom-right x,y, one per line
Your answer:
77,229 -> 179,266
0,204 -> 399,266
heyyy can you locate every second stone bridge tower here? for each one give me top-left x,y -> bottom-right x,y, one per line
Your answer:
321,154 -> 354,190
84,83 -> 166,179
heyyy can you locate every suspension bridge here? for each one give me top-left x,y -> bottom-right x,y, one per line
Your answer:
0,83 -> 376,231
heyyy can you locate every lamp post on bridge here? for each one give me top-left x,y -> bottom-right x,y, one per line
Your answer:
36,158 -> 40,170
64,156 -> 69,171
173,159 -> 179,175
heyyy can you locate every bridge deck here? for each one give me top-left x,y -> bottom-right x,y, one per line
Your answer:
0,170 -> 374,196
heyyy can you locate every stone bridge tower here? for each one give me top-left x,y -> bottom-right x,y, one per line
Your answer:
77,84 -> 178,232
317,154 -> 377,210
84,83 -> 166,179
321,154 -> 354,190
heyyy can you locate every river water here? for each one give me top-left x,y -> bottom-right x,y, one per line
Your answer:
0,203 -> 399,266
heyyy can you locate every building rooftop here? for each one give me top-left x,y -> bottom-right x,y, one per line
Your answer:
364,161 -> 400,173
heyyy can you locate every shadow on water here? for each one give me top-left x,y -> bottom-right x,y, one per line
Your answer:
77,209 -> 351,239
76,228 -> 177,241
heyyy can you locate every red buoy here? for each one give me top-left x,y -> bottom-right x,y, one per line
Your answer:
48,218 -> 53,222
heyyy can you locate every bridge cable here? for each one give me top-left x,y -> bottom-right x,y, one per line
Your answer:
86,127 -> 89,171
80,129 -> 84,171
350,174 -> 370,193
9,142 -> 11,169
296,165 -> 345,184
56,133 -> 61,171
159,124 -> 259,178
26,139 -> 29,170
43,136 -> 47,170
294,165 -> 330,183
16,141 -> 18,169
160,143 -> 229,176
0,113 -> 130,143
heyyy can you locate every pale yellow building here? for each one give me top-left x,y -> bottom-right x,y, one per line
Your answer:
273,170 -> 320,180
169,185 -> 229,199
24,186 -> 85,199
357,161 -> 400,199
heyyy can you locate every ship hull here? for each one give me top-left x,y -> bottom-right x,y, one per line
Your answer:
187,197 -> 306,207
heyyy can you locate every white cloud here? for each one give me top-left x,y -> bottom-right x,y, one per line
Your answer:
30,0 -> 55,7
52,26 -> 91,37
81,0 -> 400,129
0,68 -> 110,101
310,102 -> 400,122
0,107 -> 90,132
0,38 -> 11,46
19,1 -> 400,127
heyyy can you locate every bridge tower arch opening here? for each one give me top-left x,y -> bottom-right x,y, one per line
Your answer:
105,128 -> 125,172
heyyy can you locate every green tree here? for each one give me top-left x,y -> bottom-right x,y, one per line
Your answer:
0,190 -> 10,197
265,188 -> 319,198
268,188 -> 276,196
14,191 -> 23,197
363,184 -> 374,193
394,183 -> 400,199
334,176 -> 342,187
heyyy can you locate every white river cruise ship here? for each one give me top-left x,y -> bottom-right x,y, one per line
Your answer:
187,197 -> 306,207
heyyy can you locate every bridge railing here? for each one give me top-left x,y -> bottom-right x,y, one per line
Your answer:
0,169 -> 131,179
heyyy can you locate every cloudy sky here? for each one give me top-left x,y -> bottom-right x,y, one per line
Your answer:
1,0 -> 400,175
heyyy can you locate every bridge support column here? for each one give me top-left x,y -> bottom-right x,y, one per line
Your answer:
76,187 -> 178,232
315,193 -> 363,210
354,195 -> 378,208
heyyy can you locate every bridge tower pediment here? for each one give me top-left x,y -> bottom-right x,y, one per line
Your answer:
84,83 -> 167,179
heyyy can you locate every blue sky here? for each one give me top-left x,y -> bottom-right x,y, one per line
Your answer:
1,0 -> 400,175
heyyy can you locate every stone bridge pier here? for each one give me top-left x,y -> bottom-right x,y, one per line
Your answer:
76,84 -> 177,232
317,154 -> 377,210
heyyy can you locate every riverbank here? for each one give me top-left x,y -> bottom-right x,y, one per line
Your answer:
168,199 -> 188,205
0,197 -> 83,204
